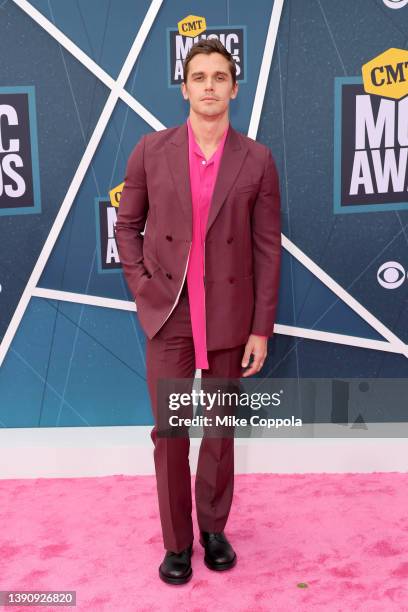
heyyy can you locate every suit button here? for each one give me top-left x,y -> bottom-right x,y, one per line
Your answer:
166,235 -> 173,241
227,237 -> 233,244
229,277 -> 235,284
166,272 -> 172,279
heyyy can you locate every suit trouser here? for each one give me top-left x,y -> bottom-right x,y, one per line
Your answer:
145,281 -> 245,553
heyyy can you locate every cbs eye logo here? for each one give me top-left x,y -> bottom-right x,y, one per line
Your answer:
377,261 -> 407,289
383,0 -> 408,8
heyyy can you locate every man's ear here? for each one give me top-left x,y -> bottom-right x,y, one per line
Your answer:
181,81 -> 189,101
231,82 -> 239,100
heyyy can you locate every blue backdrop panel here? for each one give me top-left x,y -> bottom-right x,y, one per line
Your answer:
0,0 -> 109,343
0,0 -> 407,429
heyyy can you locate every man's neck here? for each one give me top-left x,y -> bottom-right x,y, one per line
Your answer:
188,110 -> 229,150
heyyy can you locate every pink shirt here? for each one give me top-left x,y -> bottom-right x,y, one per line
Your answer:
186,118 -> 229,369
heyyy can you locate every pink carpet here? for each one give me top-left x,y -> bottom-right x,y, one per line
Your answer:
0,472 -> 407,611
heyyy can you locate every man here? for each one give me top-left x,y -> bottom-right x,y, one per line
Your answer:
115,39 -> 281,585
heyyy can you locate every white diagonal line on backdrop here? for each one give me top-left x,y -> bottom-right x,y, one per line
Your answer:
31,286 -> 402,355
248,0 -> 285,139
11,0 -> 165,131
283,235 -> 408,358
246,0 -> 408,359
0,0 -> 164,368
275,324 -> 398,354
32,287 -> 137,312
38,0 -> 110,427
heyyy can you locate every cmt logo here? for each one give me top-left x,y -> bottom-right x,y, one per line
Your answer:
362,48 -> 408,100
377,261 -> 407,289
109,181 -> 124,208
177,15 -> 207,37
334,47 -> 408,214
168,15 -> 246,86
0,86 -> 41,216
94,182 -> 125,273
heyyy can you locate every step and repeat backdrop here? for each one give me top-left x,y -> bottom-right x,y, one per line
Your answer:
0,0 -> 407,427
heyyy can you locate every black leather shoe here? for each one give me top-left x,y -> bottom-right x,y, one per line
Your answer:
199,531 -> 237,571
159,543 -> 193,585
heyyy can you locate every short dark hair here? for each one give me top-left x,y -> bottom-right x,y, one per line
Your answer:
183,39 -> 237,85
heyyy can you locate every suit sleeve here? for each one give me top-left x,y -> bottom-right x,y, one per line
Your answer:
250,146 -> 282,337
114,135 -> 149,300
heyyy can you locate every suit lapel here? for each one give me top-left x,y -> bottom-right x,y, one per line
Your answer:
165,123 -> 193,237
164,122 -> 249,240
205,125 -> 248,237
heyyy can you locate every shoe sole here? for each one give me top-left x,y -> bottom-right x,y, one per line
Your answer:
199,541 -> 237,571
159,565 -> 193,585
203,552 -> 237,571
158,548 -> 194,585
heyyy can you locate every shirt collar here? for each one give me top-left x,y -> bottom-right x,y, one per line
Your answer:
187,117 -> 229,165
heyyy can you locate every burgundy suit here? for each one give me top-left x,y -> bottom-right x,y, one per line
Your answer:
115,123 -> 281,553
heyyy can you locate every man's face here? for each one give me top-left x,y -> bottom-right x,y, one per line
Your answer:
181,52 -> 238,117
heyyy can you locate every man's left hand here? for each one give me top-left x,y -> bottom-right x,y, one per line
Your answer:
241,334 -> 268,377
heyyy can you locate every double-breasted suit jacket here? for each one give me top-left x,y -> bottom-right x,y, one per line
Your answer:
114,122 -> 281,351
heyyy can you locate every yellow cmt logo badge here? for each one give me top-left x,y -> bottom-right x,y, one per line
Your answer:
362,48 -> 408,100
177,15 -> 206,38
109,182 -> 124,208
